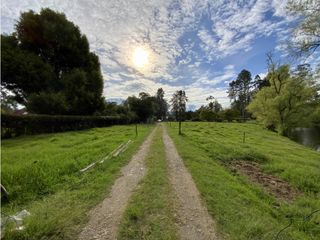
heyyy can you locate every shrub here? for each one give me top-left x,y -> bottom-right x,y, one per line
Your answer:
1,114 -> 131,138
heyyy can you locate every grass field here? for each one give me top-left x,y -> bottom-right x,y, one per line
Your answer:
1,125 -> 153,240
118,126 -> 177,240
166,122 -> 320,240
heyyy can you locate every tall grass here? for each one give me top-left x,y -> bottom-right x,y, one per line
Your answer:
166,122 -> 320,240
1,125 -> 153,239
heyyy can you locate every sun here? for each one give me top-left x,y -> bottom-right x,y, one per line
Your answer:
132,47 -> 149,68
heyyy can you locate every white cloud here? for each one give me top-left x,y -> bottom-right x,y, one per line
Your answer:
1,0 -> 298,109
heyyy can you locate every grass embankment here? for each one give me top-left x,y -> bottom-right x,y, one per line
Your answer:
166,122 -> 320,240
118,126 -> 177,240
1,125 -> 153,240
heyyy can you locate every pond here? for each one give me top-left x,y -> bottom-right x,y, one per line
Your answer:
289,128 -> 320,151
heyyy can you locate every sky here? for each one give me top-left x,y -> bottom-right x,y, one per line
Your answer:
1,0 -> 319,109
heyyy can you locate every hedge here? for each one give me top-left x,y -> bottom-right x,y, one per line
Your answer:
1,114 -> 131,138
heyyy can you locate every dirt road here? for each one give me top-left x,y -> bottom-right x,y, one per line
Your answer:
79,125 -> 218,239
163,126 -> 219,240
78,127 -> 156,240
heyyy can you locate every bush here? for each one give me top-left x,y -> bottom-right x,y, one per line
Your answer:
1,114 -> 131,138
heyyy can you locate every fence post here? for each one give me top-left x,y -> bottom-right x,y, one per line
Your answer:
135,124 -> 138,137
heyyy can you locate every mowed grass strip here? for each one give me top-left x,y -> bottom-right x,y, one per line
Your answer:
118,126 -> 178,240
1,125 -> 153,240
166,122 -> 320,240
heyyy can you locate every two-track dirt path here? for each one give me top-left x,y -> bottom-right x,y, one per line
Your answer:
78,127 -> 156,240
162,126 -> 218,240
79,124 -> 218,240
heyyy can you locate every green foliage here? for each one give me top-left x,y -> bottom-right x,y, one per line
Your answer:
155,88 -> 168,120
171,90 -> 188,134
248,64 -> 319,135
287,0 -> 320,57
166,122 -> 320,239
125,93 -> 156,122
170,90 -> 188,122
228,69 -> 253,118
1,8 -> 104,115
1,114 -> 129,138
1,35 -> 54,103
1,125 -> 153,239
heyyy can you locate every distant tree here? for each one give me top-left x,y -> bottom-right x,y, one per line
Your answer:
155,88 -> 168,120
221,108 -> 241,122
248,63 -> 319,135
125,93 -> 156,122
1,8 -> 104,115
287,0 -> 320,57
185,110 -> 200,121
199,106 -> 216,122
199,96 -> 223,121
228,69 -> 253,119
252,74 -> 270,91
171,90 -> 188,135
103,101 -> 129,116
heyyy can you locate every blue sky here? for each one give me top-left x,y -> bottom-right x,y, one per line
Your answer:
2,0 -> 318,109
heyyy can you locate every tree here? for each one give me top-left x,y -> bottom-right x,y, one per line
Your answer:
1,8 -> 104,115
199,96 -> 223,121
252,75 -> 270,92
171,90 -> 188,135
155,88 -> 168,120
248,64 -> 319,135
228,69 -> 253,119
125,93 -> 156,122
287,0 -> 320,57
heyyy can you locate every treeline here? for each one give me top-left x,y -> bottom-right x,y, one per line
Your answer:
182,61 -> 320,136
102,88 -> 168,123
1,114 -> 129,138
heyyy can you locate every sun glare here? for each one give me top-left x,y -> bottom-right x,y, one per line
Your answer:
132,47 -> 149,68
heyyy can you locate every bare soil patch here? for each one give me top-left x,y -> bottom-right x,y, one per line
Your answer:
78,127 -> 156,240
229,160 -> 301,201
163,126 -> 219,240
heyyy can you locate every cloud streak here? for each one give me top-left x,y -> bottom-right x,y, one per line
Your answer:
1,0 -> 300,108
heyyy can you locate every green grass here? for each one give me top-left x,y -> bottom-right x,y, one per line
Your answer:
1,125 -> 153,240
118,126 -> 178,240
166,122 -> 320,240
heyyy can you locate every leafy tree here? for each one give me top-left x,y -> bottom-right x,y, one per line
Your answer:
125,93 -> 156,122
199,96 -> 223,122
220,108 -> 241,122
287,0 -> 320,57
1,8 -> 104,115
103,102 -> 128,116
1,35 -> 54,104
155,88 -> 168,120
252,74 -> 270,91
248,64 -> 319,135
171,90 -> 188,135
228,69 -> 253,119
199,106 -> 216,122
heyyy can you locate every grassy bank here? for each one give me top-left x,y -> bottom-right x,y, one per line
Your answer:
166,122 -> 320,240
118,126 -> 177,240
1,124 -> 153,240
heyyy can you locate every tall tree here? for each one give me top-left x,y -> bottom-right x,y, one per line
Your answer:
125,93 -> 156,122
252,74 -> 270,92
287,0 -> 320,57
248,64 -> 319,135
155,88 -> 168,120
171,90 -> 188,135
228,69 -> 252,119
1,8 -> 104,115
